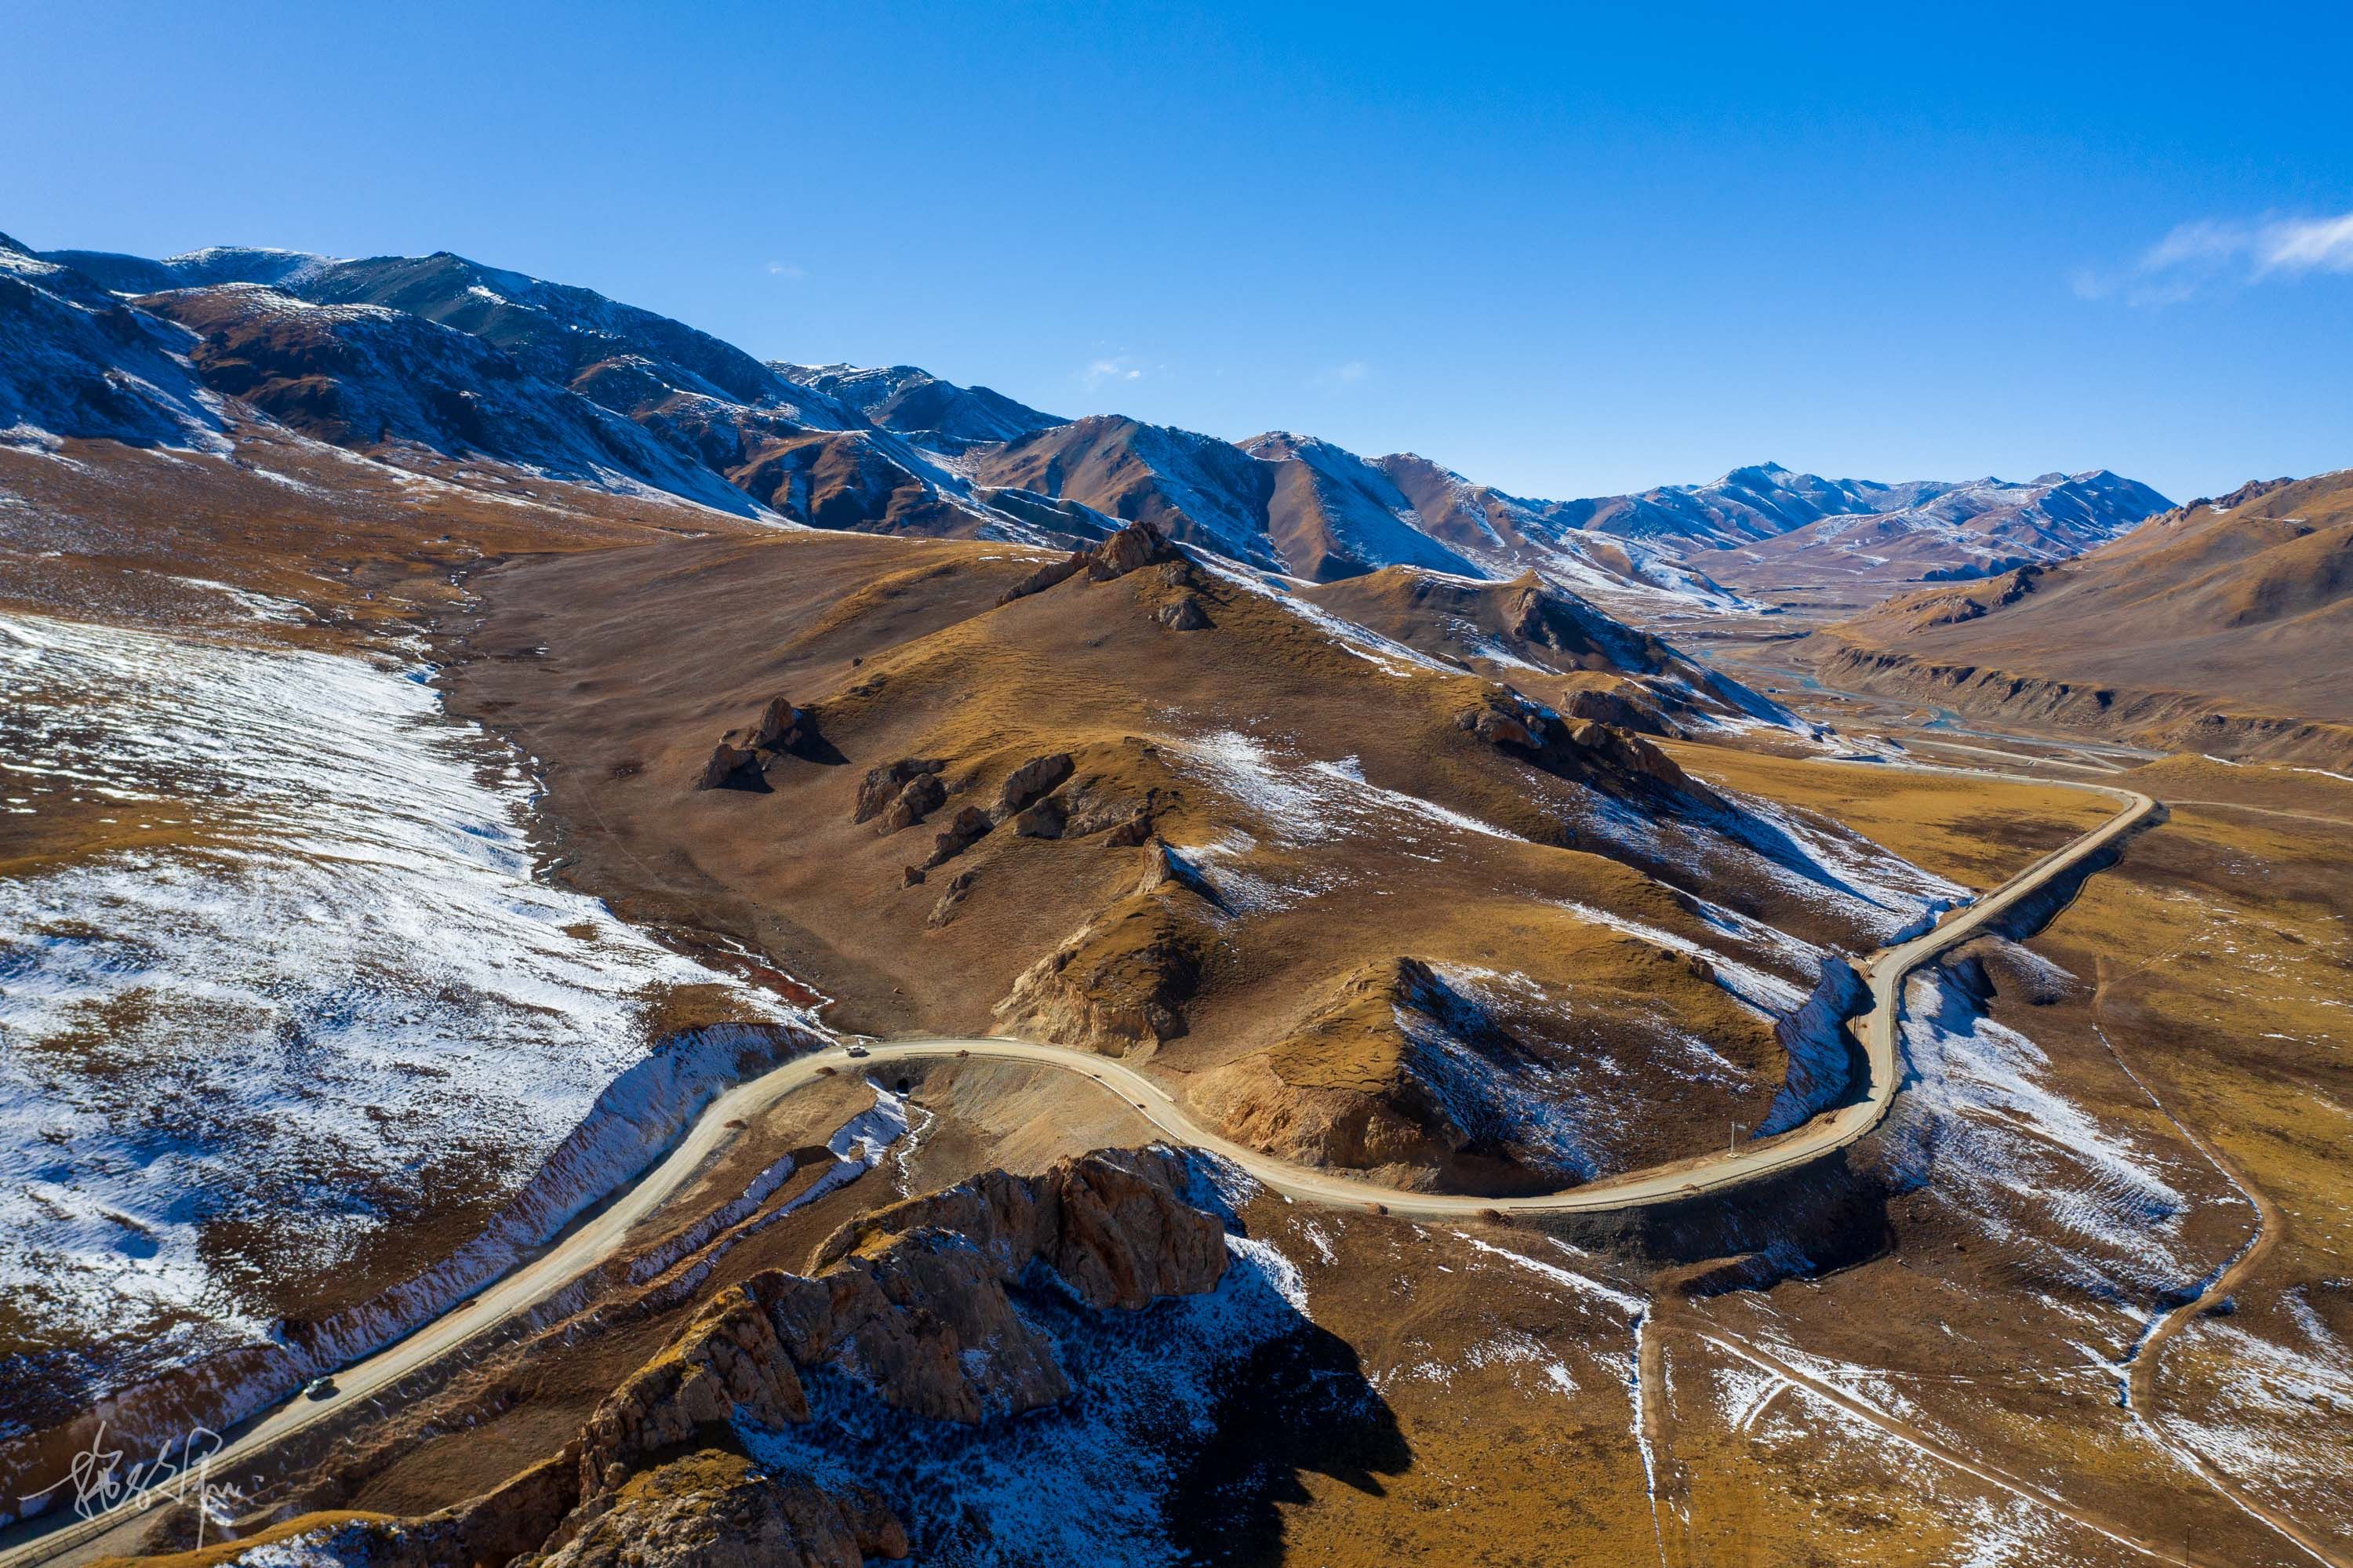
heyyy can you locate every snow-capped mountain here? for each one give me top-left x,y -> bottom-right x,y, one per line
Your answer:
7,235 -> 2169,613
0,234 -> 227,450
1676,466 -> 2176,592
776,362 -> 1063,452
140,281 -> 763,513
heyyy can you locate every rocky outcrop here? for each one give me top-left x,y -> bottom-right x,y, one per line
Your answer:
926,869 -> 976,926
695,742 -> 766,791
1563,715 -> 1699,793
806,1147 -> 1227,1312
922,804 -> 992,868
996,751 -> 1074,817
1558,682 -> 1665,735
1157,594 -> 1211,630
529,1150 -> 1224,1563
1456,689 -> 1704,798
1055,768 -> 1169,842
696,697 -> 827,791
1103,807 -> 1156,846
580,1149 -> 1221,1490
995,520 -> 1181,605
853,758 -> 943,824
1132,838 -> 1220,904
750,697 -> 809,752
876,771 -> 946,832
993,883 -> 1217,1053
1089,518 -> 1181,578
1013,795 -> 1066,838
544,1447 -> 906,1568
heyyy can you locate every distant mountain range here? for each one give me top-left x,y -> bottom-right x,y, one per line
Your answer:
1809,471 -> 2353,763
1,234 -> 2173,612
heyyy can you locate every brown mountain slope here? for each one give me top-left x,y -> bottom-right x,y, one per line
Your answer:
446,521 -> 1951,1195
1300,566 -> 1791,736
967,416 -> 1282,568
1808,470 -> 2353,764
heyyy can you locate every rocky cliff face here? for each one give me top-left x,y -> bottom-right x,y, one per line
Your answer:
190,1149 -> 1229,1568
575,1148 -> 1224,1504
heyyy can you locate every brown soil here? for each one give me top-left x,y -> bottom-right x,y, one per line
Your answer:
438,525 -> 1855,1191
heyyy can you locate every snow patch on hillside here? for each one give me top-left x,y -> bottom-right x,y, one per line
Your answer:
0,612 -> 804,1410
1884,969 -> 2198,1333
1169,729 -> 1518,909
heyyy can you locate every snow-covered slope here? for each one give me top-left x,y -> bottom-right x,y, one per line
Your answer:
776,362 -> 1064,452
1241,431 -> 1485,580
40,243 -> 343,295
142,282 -> 766,514
0,235 -> 226,452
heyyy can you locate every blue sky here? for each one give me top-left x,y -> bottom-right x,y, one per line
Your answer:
8,1 -> 2348,503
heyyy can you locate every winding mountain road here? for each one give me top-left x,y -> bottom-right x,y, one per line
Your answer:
0,769 -> 2156,1567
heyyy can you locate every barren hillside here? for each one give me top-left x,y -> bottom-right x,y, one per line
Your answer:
1808,471 -> 2353,763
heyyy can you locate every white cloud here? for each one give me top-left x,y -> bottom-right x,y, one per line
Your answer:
1311,359 -> 1370,388
2255,210 -> 2353,275
2078,206 -> 2353,305
1081,355 -> 1144,391
765,261 -> 806,280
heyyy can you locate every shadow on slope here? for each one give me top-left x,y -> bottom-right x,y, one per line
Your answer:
738,1235 -> 1408,1567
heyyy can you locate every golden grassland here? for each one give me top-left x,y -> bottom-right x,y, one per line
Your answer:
1661,739 -> 2120,891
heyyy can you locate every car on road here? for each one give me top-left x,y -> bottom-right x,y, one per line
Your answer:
303,1376 -> 338,1400
845,1045 -> 870,1059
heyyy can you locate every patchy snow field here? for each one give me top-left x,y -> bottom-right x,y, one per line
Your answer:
1886,969 -> 2209,1342
0,612 -> 801,1415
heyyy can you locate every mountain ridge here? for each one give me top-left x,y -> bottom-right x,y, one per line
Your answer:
9,234 -> 2169,613
1805,469 -> 2353,763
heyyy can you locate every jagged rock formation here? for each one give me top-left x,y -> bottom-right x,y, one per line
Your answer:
995,751 -> 1075,818
206,1150 -> 1225,1568
696,697 -> 827,790
854,758 -> 945,824
1453,687 -> 1708,800
749,697 -> 808,751
878,772 -> 946,831
577,1148 -> 1221,1502
695,742 -> 765,791
922,804 -> 993,868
